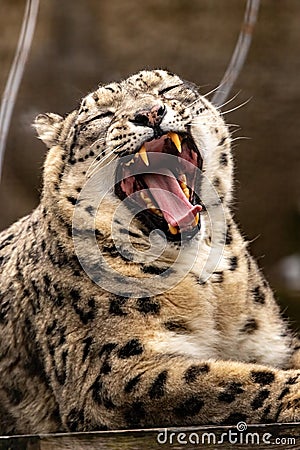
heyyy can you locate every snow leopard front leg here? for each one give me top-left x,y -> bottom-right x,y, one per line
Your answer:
60,347 -> 300,431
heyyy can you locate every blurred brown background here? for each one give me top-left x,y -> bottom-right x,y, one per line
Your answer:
1,0 -> 299,329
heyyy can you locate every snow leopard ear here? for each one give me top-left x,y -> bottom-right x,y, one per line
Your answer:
33,113 -> 64,148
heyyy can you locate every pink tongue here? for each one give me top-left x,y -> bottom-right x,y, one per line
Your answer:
143,169 -> 202,228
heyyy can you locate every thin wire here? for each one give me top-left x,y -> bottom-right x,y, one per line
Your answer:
212,0 -> 260,107
0,0 -> 40,181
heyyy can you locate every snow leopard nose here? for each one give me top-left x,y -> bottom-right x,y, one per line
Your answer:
132,105 -> 166,128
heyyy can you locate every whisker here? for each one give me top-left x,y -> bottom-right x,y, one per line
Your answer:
98,153 -> 117,169
229,128 -> 242,136
87,148 -> 111,170
96,146 -> 119,164
221,97 -> 252,115
92,148 -> 114,166
87,143 -> 124,178
227,123 -> 240,128
88,139 -> 106,168
231,136 -> 251,143
86,149 -> 114,176
203,82 -> 225,99
87,153 -> 118,179
187,96 -> 203,109
188,85 -> 241,111
216,90 -> 242,110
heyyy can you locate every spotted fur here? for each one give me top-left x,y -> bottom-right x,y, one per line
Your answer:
0,70 -> 299,434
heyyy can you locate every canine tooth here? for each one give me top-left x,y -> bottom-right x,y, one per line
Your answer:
168,224 -> 179,235
139,145 -> 149,166
168,132 -> 182,153
179,174 -> 187,183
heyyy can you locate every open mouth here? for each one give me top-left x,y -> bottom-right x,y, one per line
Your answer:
115,132 -> 203,241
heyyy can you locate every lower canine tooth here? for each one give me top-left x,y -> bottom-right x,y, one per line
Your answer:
179,180 -> 189,199
183,187 -> 190,199
168,224 -> 178,235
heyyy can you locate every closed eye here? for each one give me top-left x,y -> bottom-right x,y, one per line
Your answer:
79,111 -> 114,127
158,84 -> 183,95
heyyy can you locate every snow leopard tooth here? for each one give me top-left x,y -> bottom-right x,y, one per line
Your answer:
150,206 -> 163,217
179,180 -> 190,199
138,145 -> 149,166
168,224 -> 179,235
140,191 -> 148,201
193,213 -> 199,226
168,132 -> 182,153
183,187 -> 190,199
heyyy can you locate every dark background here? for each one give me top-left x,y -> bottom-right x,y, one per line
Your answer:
1,0 -> 299,329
